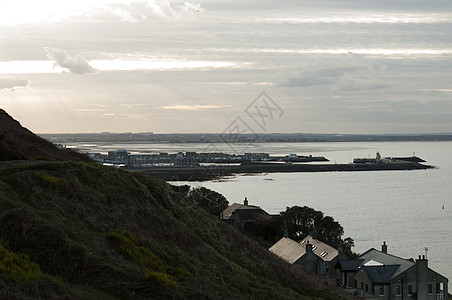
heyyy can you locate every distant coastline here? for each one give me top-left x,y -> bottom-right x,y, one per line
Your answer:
41,132 -> 452,144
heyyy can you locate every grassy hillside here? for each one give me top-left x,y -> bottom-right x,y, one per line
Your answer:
0,109 -> 92,162
0,161 -> 355,299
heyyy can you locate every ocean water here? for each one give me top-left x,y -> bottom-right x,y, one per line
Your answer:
181,141 -> 452,282
68,140 -> 452,281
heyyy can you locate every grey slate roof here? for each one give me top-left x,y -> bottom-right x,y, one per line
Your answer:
358,248 -> 415,279
363,265 -> 400,284
222,203 -> 262,219
340,259 -> 364,271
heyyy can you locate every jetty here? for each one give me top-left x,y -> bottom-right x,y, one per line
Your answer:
125,152 -> 434,181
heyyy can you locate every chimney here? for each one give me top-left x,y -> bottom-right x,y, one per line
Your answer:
283,228 -> 288,238
244,197 -> 248,206
416,255 -> 429,299
306,241 -> 313,252
382,241 -> 388,254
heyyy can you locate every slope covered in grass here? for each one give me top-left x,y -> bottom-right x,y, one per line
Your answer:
0,109 -> 92,162
0,161 -> 355,299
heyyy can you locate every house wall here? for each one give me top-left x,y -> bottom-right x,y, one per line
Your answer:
355,268 -> 390,299
353,264 -> 448,300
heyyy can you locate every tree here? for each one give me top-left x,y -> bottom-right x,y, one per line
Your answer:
279,206 -> 344,247
188,186 -> 229,217
339,237 -> 358,258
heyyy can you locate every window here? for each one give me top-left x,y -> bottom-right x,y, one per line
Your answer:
428,284 -> 433,294
365,284 -> 369,292
395,285 -> 401,296
379,286 -> 384,296
408,285 -> 413,295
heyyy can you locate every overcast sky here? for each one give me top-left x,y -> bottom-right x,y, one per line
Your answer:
1,0 -> 452,133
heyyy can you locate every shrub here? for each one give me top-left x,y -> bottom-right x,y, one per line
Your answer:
145,271 -> 178,291
0,240 -> 42,282
106,231 -> 166,272
40,172 -> 67,189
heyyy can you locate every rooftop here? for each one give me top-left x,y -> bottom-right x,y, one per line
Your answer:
269,235 -> 339,264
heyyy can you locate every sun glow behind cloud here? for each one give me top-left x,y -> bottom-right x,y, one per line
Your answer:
0,1 -> 92,25
0,0 -> 204,25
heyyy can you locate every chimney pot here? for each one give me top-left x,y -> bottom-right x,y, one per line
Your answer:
244,197 -> 248,206
382,241 -> 388,254
283,225 -> 288,238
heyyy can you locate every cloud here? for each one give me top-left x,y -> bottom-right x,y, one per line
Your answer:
146,0 -> 204,20
0,78 -> 29,91
335,74 -> 387,91
283,76 -> 332,87
44,47 -> 95,74
158,104 -> 230,111
105,6 -> 139,23
281,66 -> 361,87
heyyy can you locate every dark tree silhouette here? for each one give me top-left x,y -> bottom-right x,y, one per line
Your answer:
188,186 -> 229,217
279,206 -> 344,247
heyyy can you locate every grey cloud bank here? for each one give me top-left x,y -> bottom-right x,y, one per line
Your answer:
0,78 -> 29,91
44,47 -> 95,74
1,0 -> 452,133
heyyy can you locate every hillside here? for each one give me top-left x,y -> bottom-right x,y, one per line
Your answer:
0,161 -> 356,299
0,109 -> 355,299
0,109 -> 91,162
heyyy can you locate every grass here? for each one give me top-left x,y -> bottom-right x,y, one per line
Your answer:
0,161 -> 356,300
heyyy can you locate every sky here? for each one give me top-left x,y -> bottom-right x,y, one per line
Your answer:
1,0 -> 452,134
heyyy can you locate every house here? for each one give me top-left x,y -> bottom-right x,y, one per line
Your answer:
221,198 -> 271,230
338,242 -> 449,299
269,234 -> 339,280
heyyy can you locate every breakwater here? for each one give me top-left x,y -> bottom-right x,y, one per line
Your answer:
124,161 -> 434,181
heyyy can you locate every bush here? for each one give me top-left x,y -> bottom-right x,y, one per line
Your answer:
106,231 -> 166,272
0,240 -> 43,282
145,271 -> 178,291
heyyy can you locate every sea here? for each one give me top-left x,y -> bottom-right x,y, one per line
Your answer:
68,140 -> 452,281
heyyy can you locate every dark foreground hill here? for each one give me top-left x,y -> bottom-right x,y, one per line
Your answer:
0,109 -> 354,299
0,109 -> 91,162
0,161 -> 355,300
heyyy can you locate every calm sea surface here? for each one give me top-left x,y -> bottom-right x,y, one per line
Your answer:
69,141 -> 452,281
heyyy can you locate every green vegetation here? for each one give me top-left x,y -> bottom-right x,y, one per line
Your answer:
243,206 -> 356,256
0,240 -> 70,299
0,161 -> 355,299
170,185 -> 229,217
106,231 -> 186,291
0,240 -> 45,282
